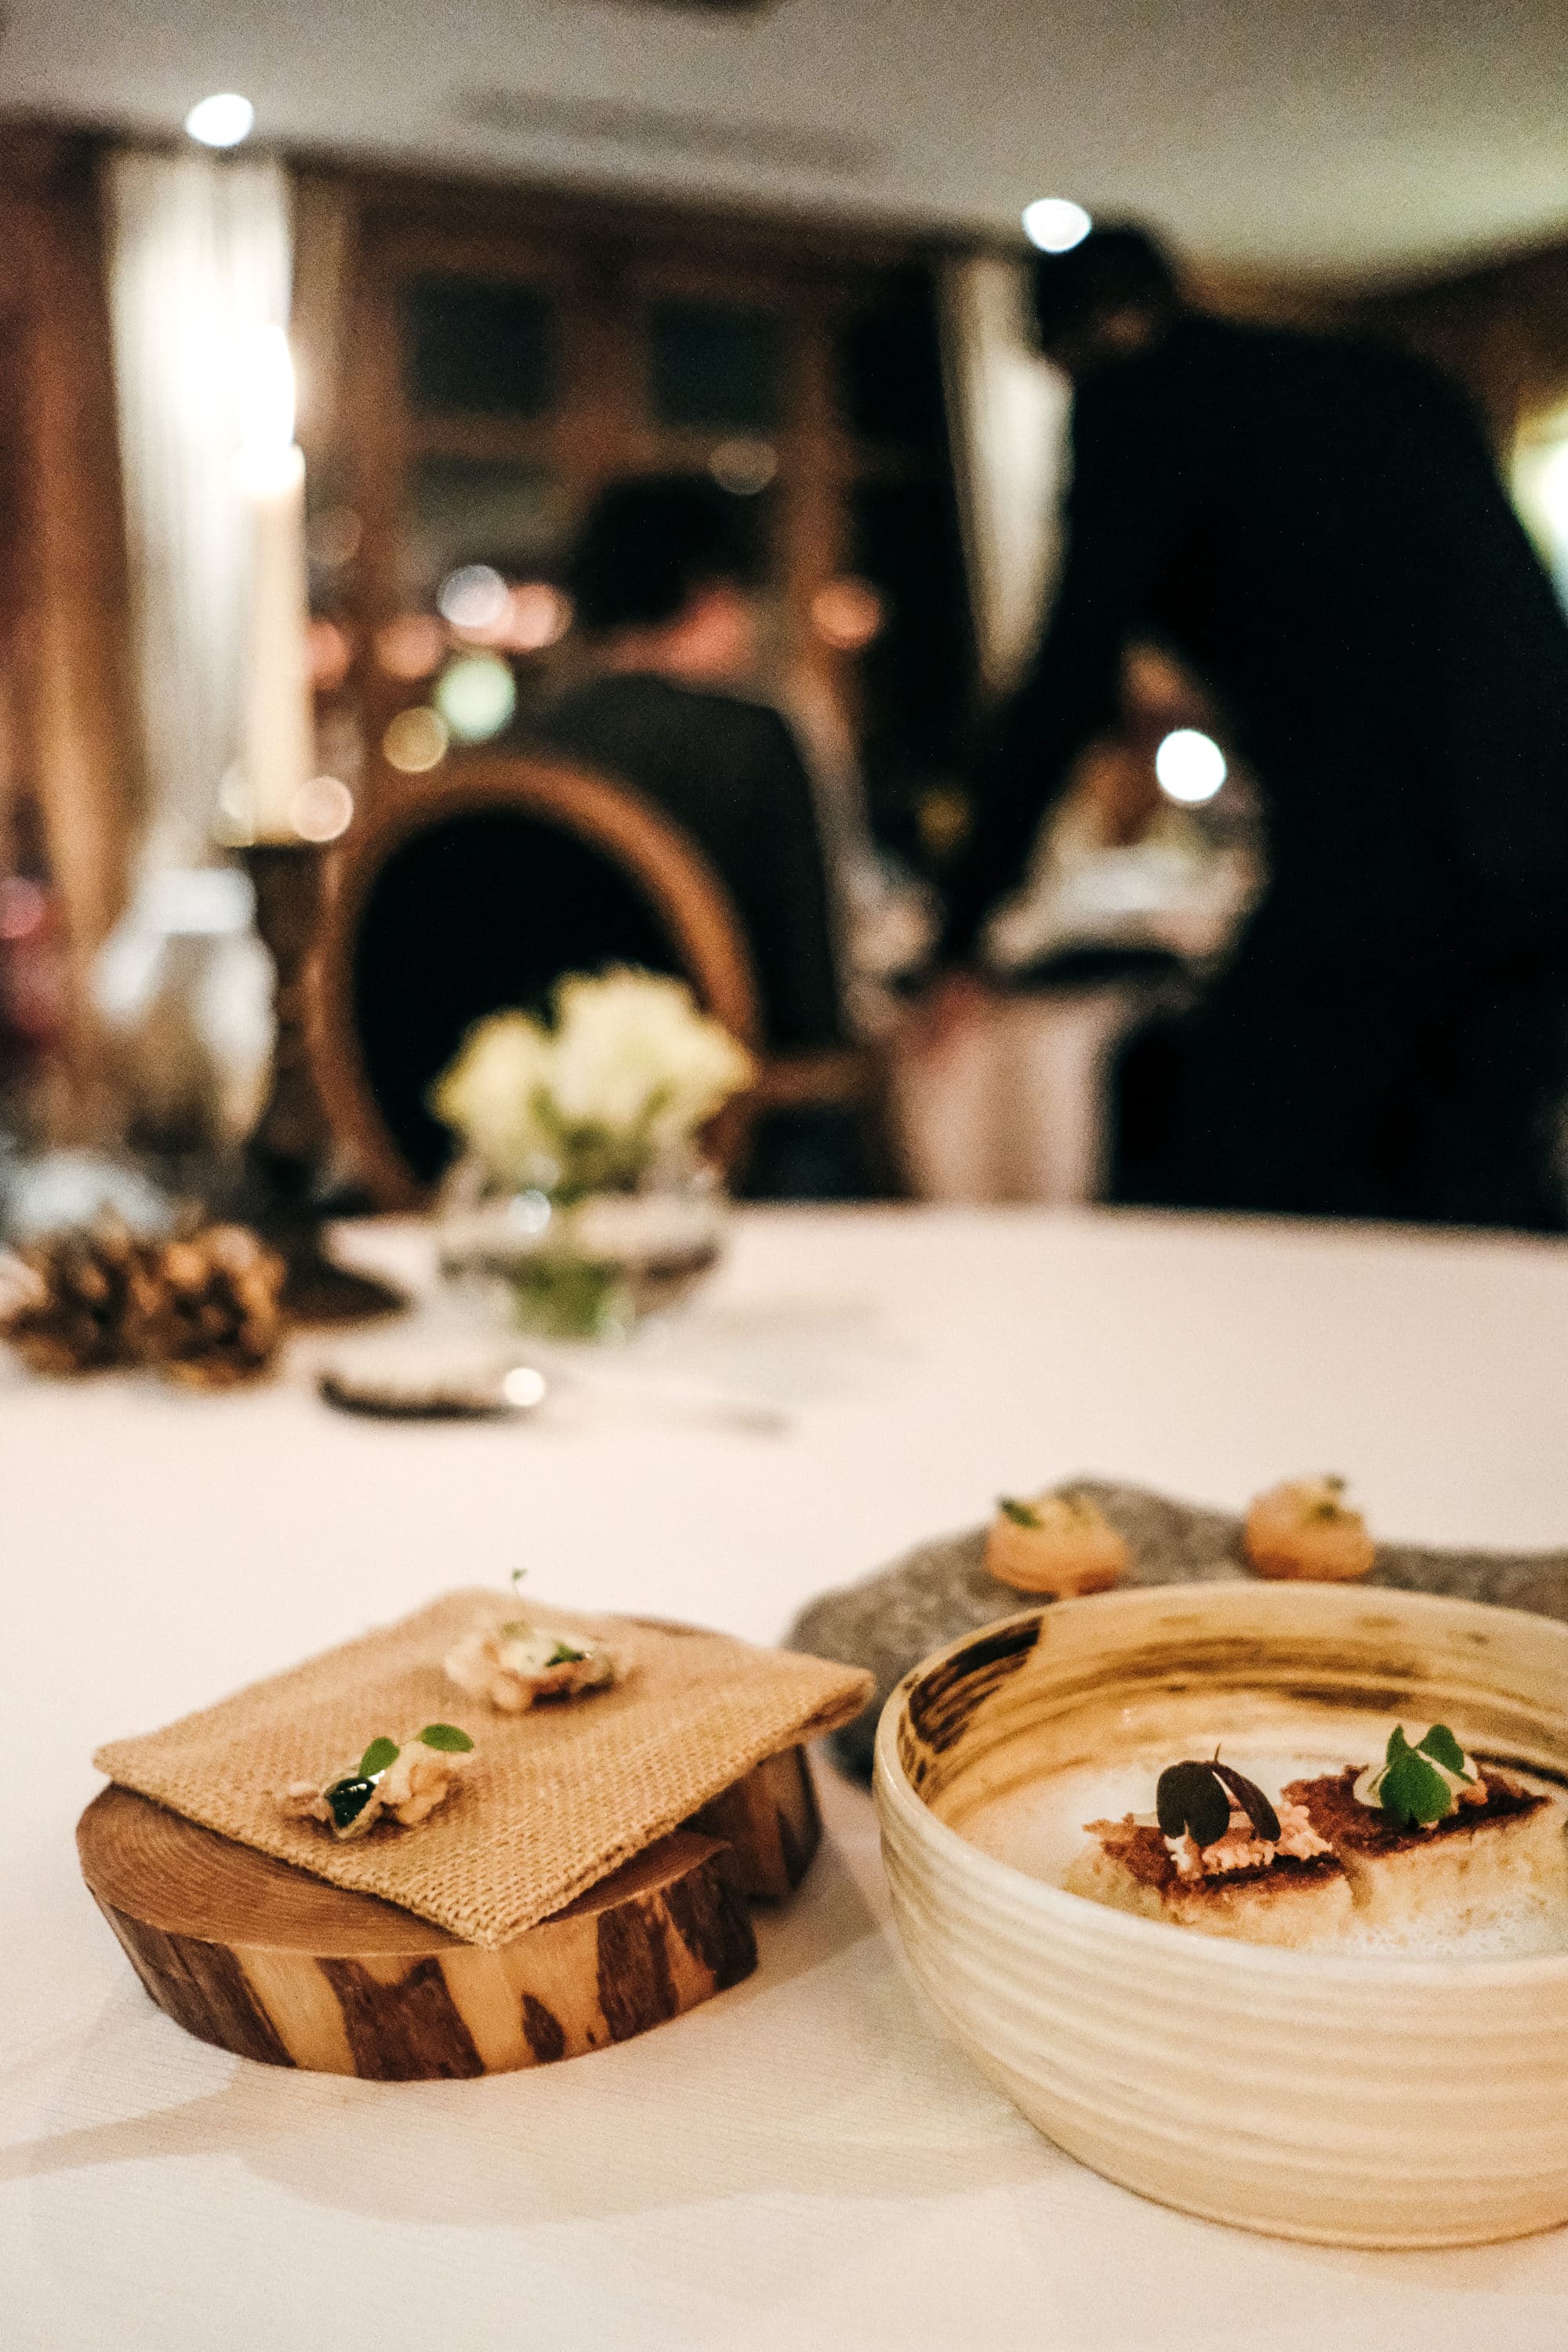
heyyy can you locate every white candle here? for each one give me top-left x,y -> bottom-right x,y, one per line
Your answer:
233,328 -> 314,841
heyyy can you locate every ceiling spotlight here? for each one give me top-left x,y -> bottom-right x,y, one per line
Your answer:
1155,728 -> 1227,805
184,93 -> 256,149
1022,198 -> 1092,254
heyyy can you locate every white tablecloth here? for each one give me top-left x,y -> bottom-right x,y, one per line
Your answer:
6,1205 -> 1568,2351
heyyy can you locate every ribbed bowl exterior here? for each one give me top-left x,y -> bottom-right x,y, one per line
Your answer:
875,1581 -> 1568,2247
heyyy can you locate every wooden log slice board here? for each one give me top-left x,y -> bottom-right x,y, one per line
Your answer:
79,1745 -> 820,2081
687,1741 -> 822,1900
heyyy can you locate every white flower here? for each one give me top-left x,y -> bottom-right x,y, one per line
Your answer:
432,971 -> 754,1191
431,1011 -> 555,1185
550,969 -> 754,1149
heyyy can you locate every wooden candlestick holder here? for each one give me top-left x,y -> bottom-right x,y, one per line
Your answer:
241,840 -> 332,1204
239,839 -> 402,1327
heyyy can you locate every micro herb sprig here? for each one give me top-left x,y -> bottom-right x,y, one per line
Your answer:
501,1565 -> 532,1639
1375,1724 -> 1474,1827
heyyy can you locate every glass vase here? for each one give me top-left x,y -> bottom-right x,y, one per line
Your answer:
437,1155 -> 727,1343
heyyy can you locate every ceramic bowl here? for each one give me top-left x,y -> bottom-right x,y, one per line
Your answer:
874,1579 -> 1568,2247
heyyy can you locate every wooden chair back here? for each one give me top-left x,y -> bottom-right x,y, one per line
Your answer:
308,753 -> 762,1208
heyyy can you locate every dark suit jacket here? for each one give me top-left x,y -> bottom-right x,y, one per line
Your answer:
946,312 -> 1568,978
532,674 -> 843,1054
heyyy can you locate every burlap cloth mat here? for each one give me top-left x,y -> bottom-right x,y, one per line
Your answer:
95,1592 -> 870,1949
789,1479 -> 1568,1780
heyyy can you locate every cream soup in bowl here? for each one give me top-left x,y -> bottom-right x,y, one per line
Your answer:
874,1581 -> 1568,2247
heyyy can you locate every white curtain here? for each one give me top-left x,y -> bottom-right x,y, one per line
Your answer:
939,254 -> 1072,698
105,150 -> 293,869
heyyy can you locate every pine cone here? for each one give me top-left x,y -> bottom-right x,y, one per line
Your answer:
125,1225 -> 286,1388
0,1225 -> 153,1374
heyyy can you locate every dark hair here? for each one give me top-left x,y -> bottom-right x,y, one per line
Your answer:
1029,224 -> 1181,352
564,474 -> 764,634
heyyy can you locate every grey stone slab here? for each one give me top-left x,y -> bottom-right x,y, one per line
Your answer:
789,1480 -> 1568,1780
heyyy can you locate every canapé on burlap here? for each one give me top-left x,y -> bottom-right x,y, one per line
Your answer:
96,1592 -> 870,1949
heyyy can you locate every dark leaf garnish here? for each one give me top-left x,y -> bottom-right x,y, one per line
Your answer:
999,1497 -> 1042,1529
417,1722 -> 474,1752
1155,1760 -> 1232,1849
546,1641 -> 586,1667
358,1737 -> 399,1780
325,1775 -> 377,1831
1211,1762 -> 1281,1843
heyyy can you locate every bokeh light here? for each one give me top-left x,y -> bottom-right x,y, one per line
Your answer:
184,93 -> 254,148
307,619 -> 352,692
382,707 -> 449,773
375,614 -> 447,681
811,576 -> 885,652
710,439 -> 778,495
437,564 -> 510,633
1022,198 -> 1093,254
290,775 -> 355,842
307,506 -> 363,567
434,652 -> 517,744
503,583 -> 573,652
0,877 -> 47,942
1155,728 -> 1228,804
503,1365 -> 548,1409
916,786 -> 971,862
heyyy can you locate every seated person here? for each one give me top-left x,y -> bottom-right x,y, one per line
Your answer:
531,475 -> 862,1199
532,475 -> 844,1064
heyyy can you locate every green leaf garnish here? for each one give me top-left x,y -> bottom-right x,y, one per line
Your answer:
358,1737 -> 399,1779
1312,1475 -> 1348,1521
510,1567 -> 528,1591
417,1722 -> 474,1752
999,1497 -> 1042,1529
546,1641 -> 586,1667
1415,1723 -> 1472,1778
1377,1726 -> 1454,1826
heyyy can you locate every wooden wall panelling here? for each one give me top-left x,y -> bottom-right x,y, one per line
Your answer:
290,170 -> 362,499
342,227 -> 412,812
1204,231 -> 1568,454
330,181 -> 934,815
1348,239 -> 1568,448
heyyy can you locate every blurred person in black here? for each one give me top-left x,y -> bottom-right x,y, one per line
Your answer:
933,226 -> 1568,1228
532,474 -> 858,1196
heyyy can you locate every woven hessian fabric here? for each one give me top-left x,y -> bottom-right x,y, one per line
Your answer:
95,1592 -> 871,1948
